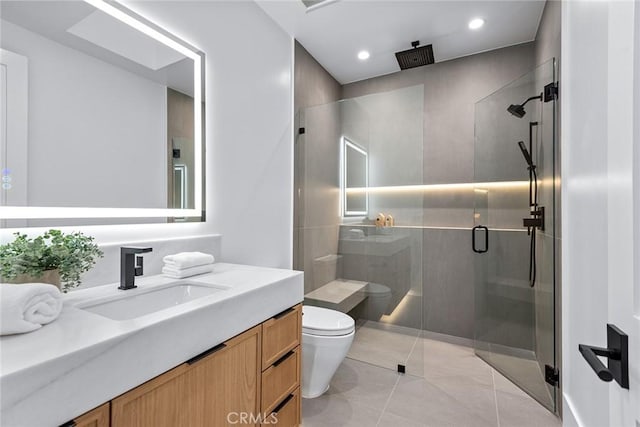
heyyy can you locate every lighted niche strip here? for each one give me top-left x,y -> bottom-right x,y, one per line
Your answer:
345,181 -> 529,194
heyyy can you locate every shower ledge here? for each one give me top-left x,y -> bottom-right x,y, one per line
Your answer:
305,279 -> 368,313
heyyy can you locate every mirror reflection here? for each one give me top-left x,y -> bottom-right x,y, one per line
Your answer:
342,138 -> 368,216
0,1 -> 202,220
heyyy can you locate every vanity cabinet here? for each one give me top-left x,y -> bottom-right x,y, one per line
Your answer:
68,304 -> 302,427
260,305 -> 301,426
111,324 -> 261,427
72,403 -> 110,427
262,306 -> 301,368
266,388 -> 300,427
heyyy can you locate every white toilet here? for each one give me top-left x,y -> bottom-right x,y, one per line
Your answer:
361,283 -> 392,320
301,305 -> 355,398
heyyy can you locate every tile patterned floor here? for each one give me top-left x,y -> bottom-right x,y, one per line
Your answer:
347,321 -> 421,373
302,332 -> 561,427
485,349 -> 555,409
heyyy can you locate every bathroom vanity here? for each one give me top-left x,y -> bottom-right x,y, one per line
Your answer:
0,264 -> 303,426
78,305 -> 301,427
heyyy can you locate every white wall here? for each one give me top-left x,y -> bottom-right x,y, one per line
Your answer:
1,19 -> 167,209
561,1 -> 609,423
561,1 -> 635,426
0,2 -> 293,274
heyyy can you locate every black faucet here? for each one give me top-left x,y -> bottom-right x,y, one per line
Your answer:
119,247 -> 153,290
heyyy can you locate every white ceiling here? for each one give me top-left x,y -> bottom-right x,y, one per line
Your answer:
256,0 -> 546,84
67,10 -> 186,71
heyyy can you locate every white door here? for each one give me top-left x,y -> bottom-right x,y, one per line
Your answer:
562,1 -> 640,426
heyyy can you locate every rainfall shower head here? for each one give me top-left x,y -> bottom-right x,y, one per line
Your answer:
507,104 -> 526,118
395,41 -> 434,70
517,141 -> 534,168
506,94 -> 542,118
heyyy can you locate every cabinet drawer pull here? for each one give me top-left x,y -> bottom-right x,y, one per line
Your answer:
187,343 -> 226,365
273,350 -> 295,367
272,393 -> 294,413
274,307 -> 295,319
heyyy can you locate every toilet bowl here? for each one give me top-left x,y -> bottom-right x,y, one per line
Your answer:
301,305 -> 355,399
362,283 -> 392,320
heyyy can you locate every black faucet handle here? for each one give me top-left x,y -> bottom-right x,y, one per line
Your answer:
121,246 -> 153,254
134,255 -> 144,276
119,247 -> 153,290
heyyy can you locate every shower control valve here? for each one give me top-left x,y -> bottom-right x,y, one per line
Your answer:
522,206 -> 545,231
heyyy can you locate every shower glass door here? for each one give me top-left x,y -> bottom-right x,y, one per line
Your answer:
295,85 -> 426,376
473,59 -> 557,412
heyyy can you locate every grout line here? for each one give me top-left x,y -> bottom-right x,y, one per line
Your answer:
375,373 -> 402,427
376,332 -> 419,426
492,369 -> 502,427
405,331 -> 421,366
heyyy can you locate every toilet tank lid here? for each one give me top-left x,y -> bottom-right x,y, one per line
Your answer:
302,305 -> 355,334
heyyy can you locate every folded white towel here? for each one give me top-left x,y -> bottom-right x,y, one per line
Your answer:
1,283 -> 63,336
162,252 -> 215,269
162,264 -> 215,279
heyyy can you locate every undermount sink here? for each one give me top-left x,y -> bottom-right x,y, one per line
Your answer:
79,282 -> 228,321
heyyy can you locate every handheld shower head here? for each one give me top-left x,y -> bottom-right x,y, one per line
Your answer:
507,94 -> 542,118
517,141 -> 534,168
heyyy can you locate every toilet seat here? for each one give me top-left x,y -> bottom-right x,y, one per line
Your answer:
302,305 -> 355,337
365,282 -> 391,296
301,305 -> 355,398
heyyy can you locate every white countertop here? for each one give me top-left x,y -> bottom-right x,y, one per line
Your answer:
0,263 -> 303,426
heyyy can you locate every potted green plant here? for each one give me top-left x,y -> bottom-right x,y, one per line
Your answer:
0,229 -> 103,293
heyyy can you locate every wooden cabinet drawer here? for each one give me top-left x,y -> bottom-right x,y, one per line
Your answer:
112,326 -> 261,427
73,403 -> 110,427
261,347 -> 300,413
263,388 -> 300,427
262,305 -> 301,369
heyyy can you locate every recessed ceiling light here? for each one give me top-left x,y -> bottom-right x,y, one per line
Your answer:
357,50 -> 370,60
468,18 -> 485,30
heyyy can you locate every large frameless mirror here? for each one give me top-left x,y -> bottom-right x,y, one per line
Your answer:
0,0 -> 204,226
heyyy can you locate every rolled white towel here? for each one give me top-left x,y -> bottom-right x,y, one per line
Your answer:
1,283 -> 63,336
162,252 -> 215,270
161,264 -> 215,279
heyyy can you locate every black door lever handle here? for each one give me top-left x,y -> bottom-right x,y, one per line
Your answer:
578,324 -> 629,389
578,344 -> 617,382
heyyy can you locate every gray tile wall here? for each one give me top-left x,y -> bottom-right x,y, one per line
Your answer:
344,43 -> 535,189
422,45 -> 535,186
293,41 -> 342,293
294,42 -> 342,110
423,228 -> 475,338
423,228 -> 533,345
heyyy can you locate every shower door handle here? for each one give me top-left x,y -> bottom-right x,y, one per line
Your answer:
472,225 -> 489,253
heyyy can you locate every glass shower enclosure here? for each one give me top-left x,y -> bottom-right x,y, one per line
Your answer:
294,85 -> 426,375
294,59 -> 558,415
473,59 -> 557,411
